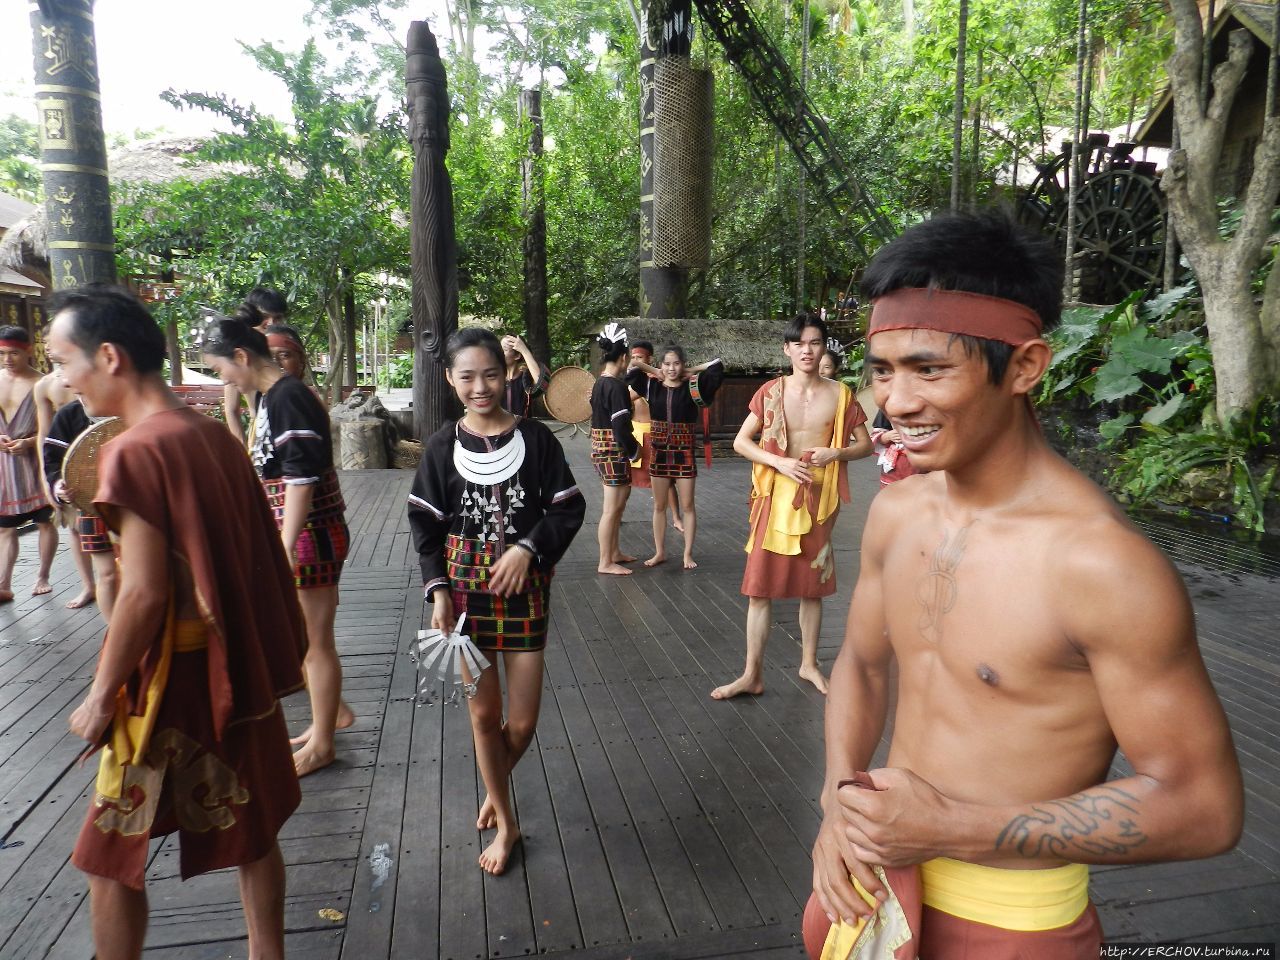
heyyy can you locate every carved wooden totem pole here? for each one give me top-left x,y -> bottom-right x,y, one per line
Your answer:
406,20 -> 459,439
29,0 -> 117,289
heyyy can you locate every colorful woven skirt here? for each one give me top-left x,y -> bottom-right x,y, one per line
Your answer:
649,421 -> 696,479
590,427 -> 632,487
75,513 -> 113,554
446,533 -> 551,652
262,476 -> 350,589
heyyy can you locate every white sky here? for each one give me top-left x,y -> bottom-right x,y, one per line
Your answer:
0,1 -> 442,140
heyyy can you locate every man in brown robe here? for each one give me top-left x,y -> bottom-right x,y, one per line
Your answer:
46,285 -> 306,960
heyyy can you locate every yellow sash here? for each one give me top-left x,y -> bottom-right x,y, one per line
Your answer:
95,611 -> 208,802
631,420 -> 651,467
745,383 -> 849,557
821,858 -> 1090,958
920,858 -> 1089,931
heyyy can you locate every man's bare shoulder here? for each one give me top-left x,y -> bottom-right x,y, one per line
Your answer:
1041,470 -> 1191,649
863,472 -> 943,550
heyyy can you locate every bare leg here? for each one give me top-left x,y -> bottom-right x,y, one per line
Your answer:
645,478 -> 670,566
88,875 -> 148,960
711,596 -> 769,699
670,486 -> 684,533
292,586 -> 342,777
90,550 -> 118,622
475,651 -> 544,837
676,477 -> 697,569
797,597 -> 828,694
469,652 -> 544,875
0,527 -> 17,601
238,843 -> 286,960
597,484 -> 633,575
289,698 -> 355,748
66,529 -> 96,609
31,520 -> 56,594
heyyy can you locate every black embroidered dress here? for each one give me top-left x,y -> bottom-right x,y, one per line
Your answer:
589,375 -> 638,487
638,360 -> 724,478
407,418 -> 585,652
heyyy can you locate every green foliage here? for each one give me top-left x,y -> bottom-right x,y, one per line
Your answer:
0,113 -> 40,202
113,40 -> 408,364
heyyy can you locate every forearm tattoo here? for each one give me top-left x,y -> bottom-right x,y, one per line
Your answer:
917,524 -> 971,643
995,786 -> 1149,860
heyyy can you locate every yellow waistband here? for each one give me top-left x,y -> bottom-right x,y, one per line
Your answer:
921,858 -> 1090,931
173,619 -> 209,653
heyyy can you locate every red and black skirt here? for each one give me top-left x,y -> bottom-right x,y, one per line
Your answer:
262,474 -> 350,590
590,427 -> 632,487
446,533 -> 550,652
649,421 -> 697,479
75,513 -> 113,554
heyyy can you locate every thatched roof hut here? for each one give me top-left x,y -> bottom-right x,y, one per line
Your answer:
0,136 -> 224,280
615,316 -> 790,375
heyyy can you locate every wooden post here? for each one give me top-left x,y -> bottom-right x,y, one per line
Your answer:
520,88 -> 549,369
29,0 -> 116,289
406,21 -> 459,439
950,0 -> 968,213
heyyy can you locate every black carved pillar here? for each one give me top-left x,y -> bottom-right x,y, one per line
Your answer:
406,21 -> 459,439
638,0 -> 690,319
520,88 -> 549,369
30,0 -> 116,289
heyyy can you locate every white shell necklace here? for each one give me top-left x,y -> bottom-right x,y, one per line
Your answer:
453,423 -> 526,486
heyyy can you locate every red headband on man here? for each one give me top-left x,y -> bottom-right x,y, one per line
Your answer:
267,333 -> 304,355
0,339 -> 31,352
868,287 -> 1042,345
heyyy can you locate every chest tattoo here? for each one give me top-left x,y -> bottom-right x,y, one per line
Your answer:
916,523 -> 972,643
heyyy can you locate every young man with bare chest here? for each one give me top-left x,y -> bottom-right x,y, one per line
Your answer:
713,315 -> 871,700
0,326 -> 57,601
807,213 -> 1243,959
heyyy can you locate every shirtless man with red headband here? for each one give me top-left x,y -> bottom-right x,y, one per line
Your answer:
806,212 -> 1242,959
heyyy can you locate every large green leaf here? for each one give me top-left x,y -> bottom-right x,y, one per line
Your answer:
1111,326 -> 1181,375
1092,357 -> 1143,402
1141,393 -> 1186,426
1099,413 -> 1136,439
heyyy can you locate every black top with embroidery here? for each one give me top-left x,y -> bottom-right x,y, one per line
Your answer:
251,375 -> 334,484
589,375 -> 638,459
635,360 -> 725,425
504,367 -> 549,418
42,399 -> 90,488
407,417 -> 586,597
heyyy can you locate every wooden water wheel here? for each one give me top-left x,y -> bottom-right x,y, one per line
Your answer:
1019,133 -> 1166,304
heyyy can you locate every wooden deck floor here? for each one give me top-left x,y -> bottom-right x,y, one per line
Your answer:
0,430 -> 1277,958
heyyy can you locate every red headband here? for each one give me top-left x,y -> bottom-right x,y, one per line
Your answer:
267,333 -> 304,355
869,287 -> 1042,346
0,339 -> 31,352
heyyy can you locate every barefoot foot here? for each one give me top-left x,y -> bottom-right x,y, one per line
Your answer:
289,724 -> 314,748
336,700 -> 356,731
613,553 -> 638,564
479,828 -> 521,875
798,664 -> 830,695
31,580 -> 52,596
293,743 -> 335,778
598,562 -> 633,576
65,588 -> 96,610
682,556 -> 698,570
710,675 -> 764,700
0,589 -> 13,604
673,519 -> 685,533
476,794 -> 496,831
643,553 -> 666,568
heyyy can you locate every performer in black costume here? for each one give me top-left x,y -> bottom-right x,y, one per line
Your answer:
501,334 -> 548,418
408,327 -> 585,876
628,345 -> 724,569
202,314 -> 352,778
589,323 -> 639,576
